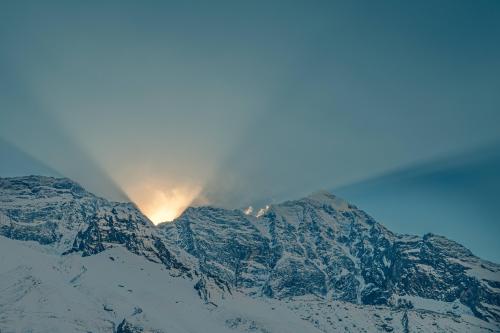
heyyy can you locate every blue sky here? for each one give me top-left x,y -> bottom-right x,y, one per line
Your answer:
335,143 -> 500,262
1,1 -> 499,260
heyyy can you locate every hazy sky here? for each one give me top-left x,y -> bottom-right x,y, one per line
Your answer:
1,1 -> 499,258
335,143 -> 500,262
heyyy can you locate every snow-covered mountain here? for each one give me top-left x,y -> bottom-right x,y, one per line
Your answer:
1,176 -> 499,332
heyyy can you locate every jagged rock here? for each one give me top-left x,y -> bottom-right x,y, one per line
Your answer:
116,319 -> 143,333
162,191 -> 500,321
0,176 -> 189,276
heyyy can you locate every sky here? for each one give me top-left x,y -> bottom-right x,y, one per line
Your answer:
335,143 -> 500,262
1,1 -> 499,260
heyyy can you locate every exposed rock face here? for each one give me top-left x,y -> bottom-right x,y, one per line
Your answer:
161,207 -> 271,294
0,176 -> 188,274
1,176 -> 499,325
116,317 -> 167,333
116,319 -> 144,333
0,176 -> 94,246
66,206 -> 188,272
162,191 -> 500,322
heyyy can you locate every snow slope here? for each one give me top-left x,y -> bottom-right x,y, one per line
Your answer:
0,236 -> 322,333
1,236 -> 497,333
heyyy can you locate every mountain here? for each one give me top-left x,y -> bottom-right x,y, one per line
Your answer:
0,176 -> 499,332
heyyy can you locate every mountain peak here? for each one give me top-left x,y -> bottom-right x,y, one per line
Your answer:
0,175 -> 87,196
300,190 -> 353,210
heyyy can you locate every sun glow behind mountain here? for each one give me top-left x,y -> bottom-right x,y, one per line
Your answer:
125,181 -> 203,224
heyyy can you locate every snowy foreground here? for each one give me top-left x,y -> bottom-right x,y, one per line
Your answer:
1,237 -> 497,333
0,176 -> 499,332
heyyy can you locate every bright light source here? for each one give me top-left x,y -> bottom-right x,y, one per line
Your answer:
125,181 -> 202,224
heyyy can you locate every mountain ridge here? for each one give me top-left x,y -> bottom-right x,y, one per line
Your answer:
1,175 -> 499,332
